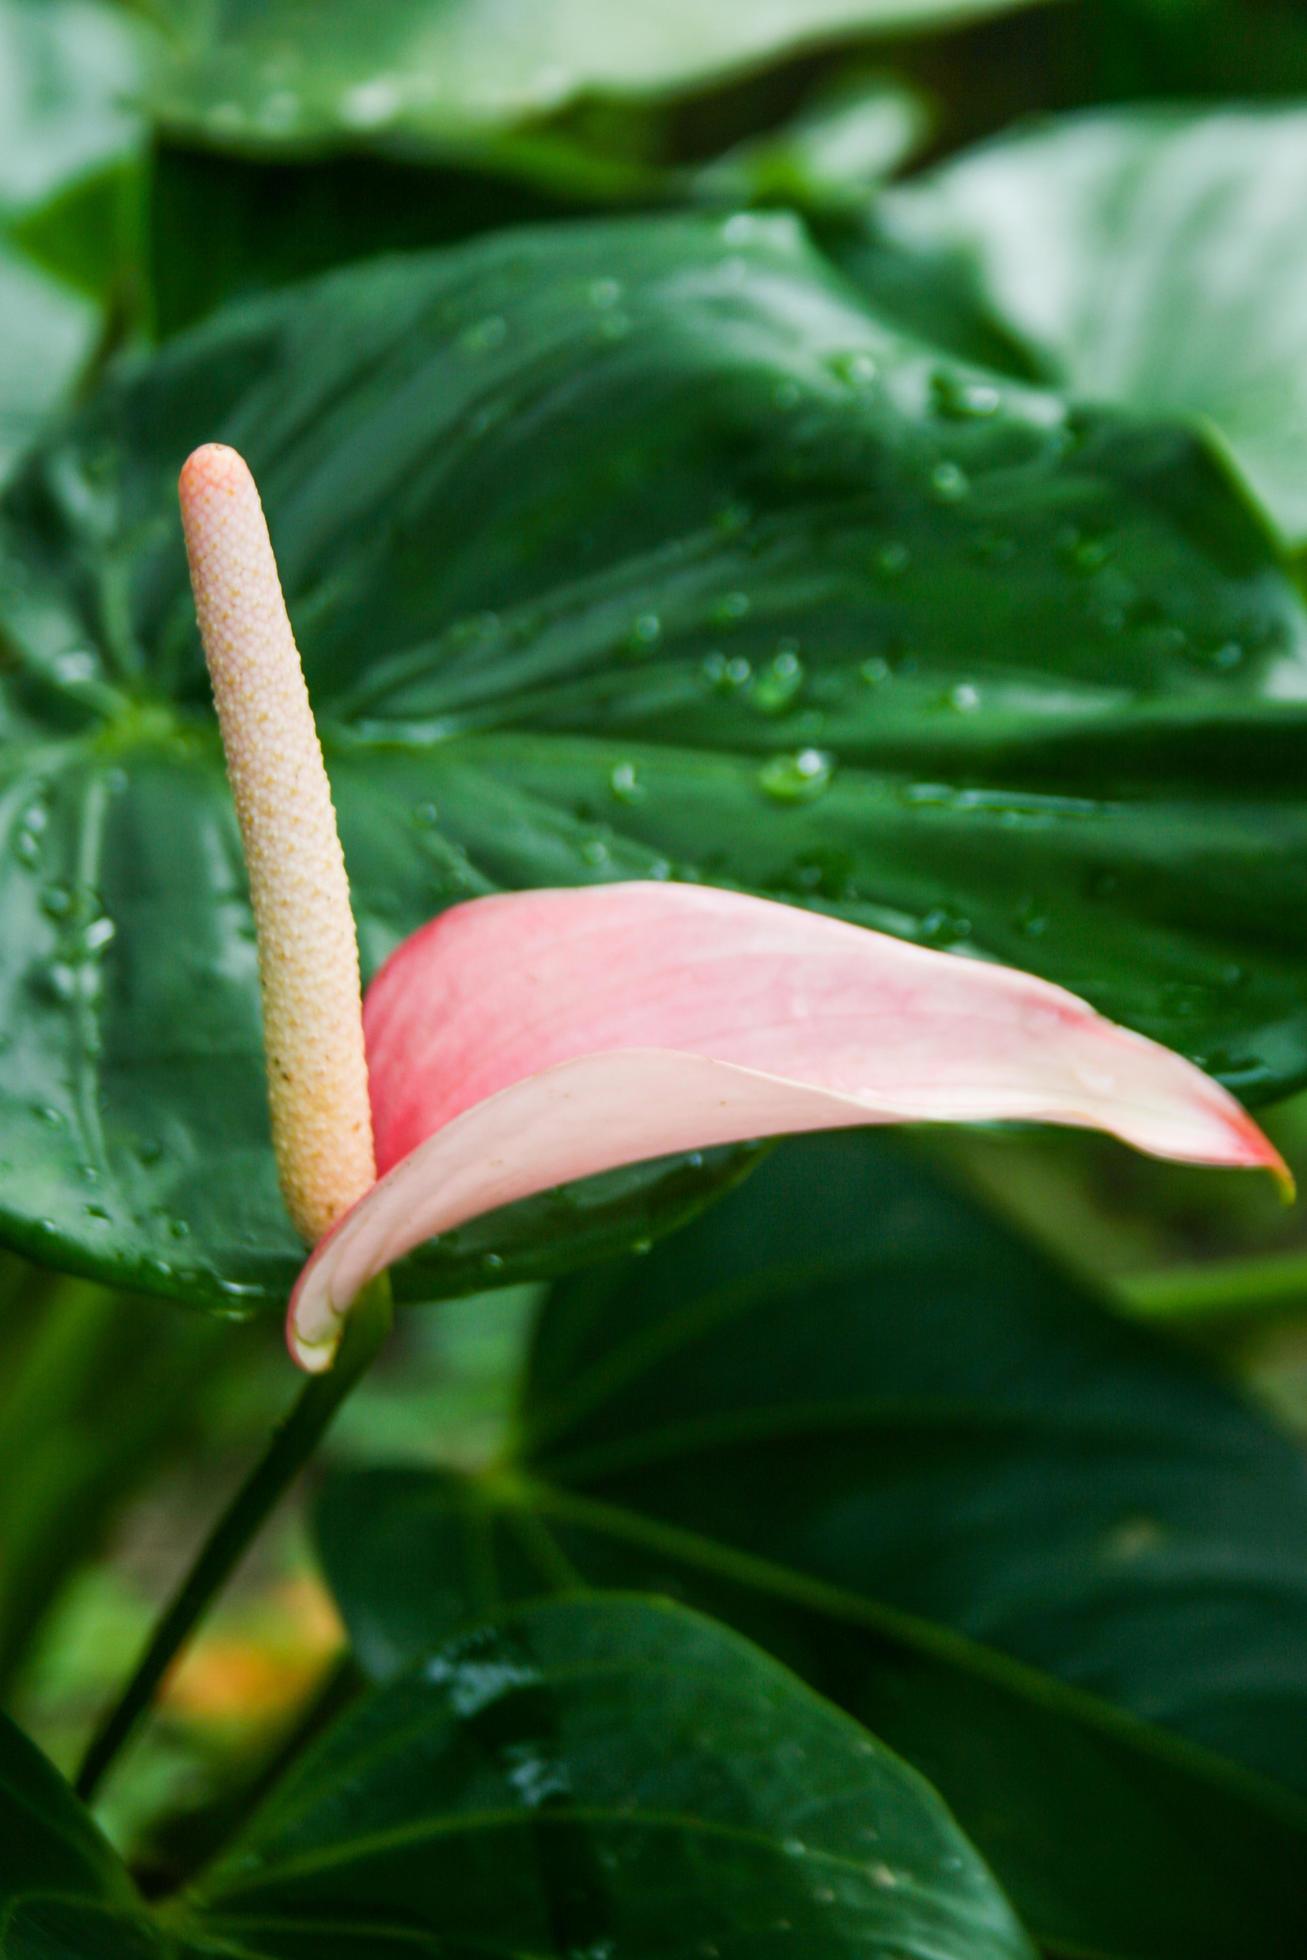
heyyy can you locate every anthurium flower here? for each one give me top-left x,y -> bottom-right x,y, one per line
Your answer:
180,445 -> 1287,1374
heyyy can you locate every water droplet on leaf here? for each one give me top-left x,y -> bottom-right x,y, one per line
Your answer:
758,750 -> 834,803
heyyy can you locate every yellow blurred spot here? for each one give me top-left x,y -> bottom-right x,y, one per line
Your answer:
163,1575 -> 345,1724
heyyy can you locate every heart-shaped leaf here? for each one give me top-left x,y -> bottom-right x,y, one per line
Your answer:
317,1132 -> 1307,1958
860,107 -> 1307,546
0,1596 -> 1036,1957
3,212 -> 1306,1308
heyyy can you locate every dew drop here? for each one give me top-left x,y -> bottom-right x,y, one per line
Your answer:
45,964 -> 77,1003
702,651 -> 751,693
828,349 -> 878,389
626,611 -> 662,655
709,590 -> 751,629
931,370 -> 1001,419
758,749 -> 834,804
1057,524 -> 1112,574
929,459 -> 969,503
82,915 -> 116,955
609,761 -> 645,805
459,314 -> 508,354
53,648 -> 98,685
1014,894 -> 1048,938
13,799 -> 49,868
752,647 -> 804,714
919,907 -> 971,947
872,540 -> 910,579
340,76 -> 402,128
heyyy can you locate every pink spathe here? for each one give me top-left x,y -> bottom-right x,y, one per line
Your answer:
287,881 -> 1285,1369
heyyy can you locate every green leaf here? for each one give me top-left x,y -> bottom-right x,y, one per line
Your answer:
152,0 -> 1046,156
317,1132 -> 1307,1959
692,72 -> 931,214
0,250 -> 99,487
0,1598 -> 1036,1958
146,74 -> 929,340
0,0 -> 141,214
0,0 -> 145,484
3,212 -> 1306,1306
0,0 -> 148,482
863,106 -> 1307,546
0,1706 -> 131,1906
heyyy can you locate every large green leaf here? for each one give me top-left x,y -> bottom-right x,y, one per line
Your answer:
862,106 -> 1307,546
3,213 -> 1306,1307
151,0 -> 1044,154
318,1133 -> 1307,1958
0,0 -> 146,482
146,74 -> 930,339
0,0 -> 141,215
0,1597 -> 1036,1957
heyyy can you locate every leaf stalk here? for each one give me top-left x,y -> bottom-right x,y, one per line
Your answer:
75,1274 -> 391,1803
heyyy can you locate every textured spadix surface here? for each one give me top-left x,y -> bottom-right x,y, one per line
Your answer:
289,880 -> 1280,1366
1,214 -> 1306,1310
179,443 -> 374,1243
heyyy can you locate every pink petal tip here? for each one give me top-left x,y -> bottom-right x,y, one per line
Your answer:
287,883 -> 1286,1369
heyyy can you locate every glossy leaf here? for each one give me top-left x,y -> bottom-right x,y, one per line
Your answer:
318,1132 -> 1307,1959
152,0 -> 1045,154
868,107 -> 1307,545
3,213 -> 1306,1306
0,1598 -> 1036,1958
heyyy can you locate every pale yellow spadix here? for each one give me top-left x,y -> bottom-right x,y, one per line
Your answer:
179,444 -> 375,1245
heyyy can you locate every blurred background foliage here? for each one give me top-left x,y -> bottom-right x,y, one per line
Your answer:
3,0 -> 1307,1907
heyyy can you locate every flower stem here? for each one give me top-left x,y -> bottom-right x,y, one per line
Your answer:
75,1275 -> 392,1804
